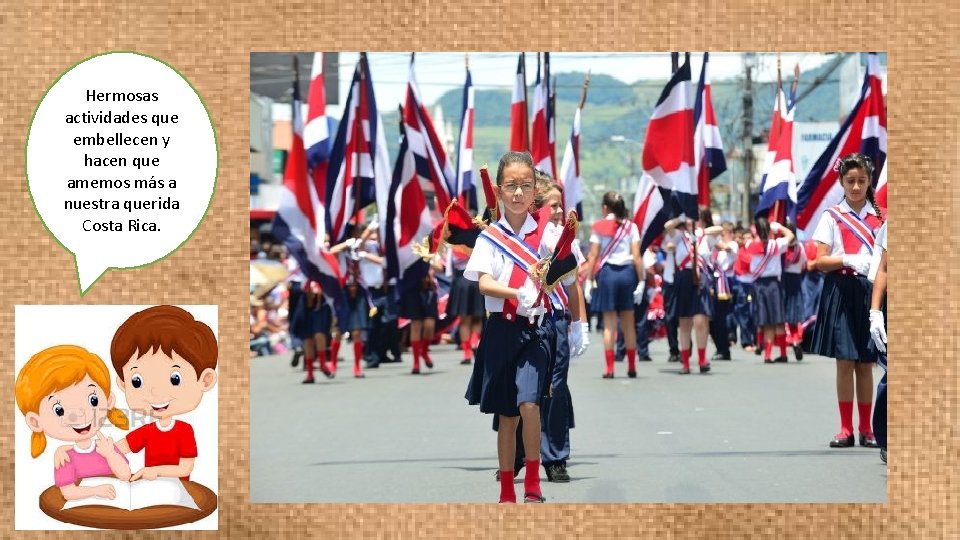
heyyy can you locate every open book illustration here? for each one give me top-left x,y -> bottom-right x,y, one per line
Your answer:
61,477 -> 200,511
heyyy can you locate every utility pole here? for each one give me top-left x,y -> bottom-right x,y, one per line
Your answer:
741,53 -> 756,226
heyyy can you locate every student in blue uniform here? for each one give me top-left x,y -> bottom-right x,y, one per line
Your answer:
533,172 -> 587,483
464,151 -> 551,504
582,192 -> 643,378
780,221 -> 806,361
662,216 -> 719,374
295,281 -> 334,383
868,221 -> 888,463
399,258 -> 439,375
810,153 -> 884,448
740,217 -> 794,363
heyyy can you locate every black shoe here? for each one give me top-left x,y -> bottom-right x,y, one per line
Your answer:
320,365 -> 334,379
711,353 -> 731,361
411,368 -> 421,375
829,432 -> 855,448
880,448 -> 887,463
774,356 -> 788,363
627,370 -> 637,378
301,376 -> 315,384
754,347 -> 762,356
424,358 -> 434,369
291,350 -> 302,367
545,463 -> 570,483
523,493 -> 546,503
602,372 -> 614,379
668,353 -> 680,363
638,356 -> 653,362
859,433 -> 880,448
793,344 -> 804,361
460,358 -> 472,365
365,361 -> 380,369
699,363 -> 711,373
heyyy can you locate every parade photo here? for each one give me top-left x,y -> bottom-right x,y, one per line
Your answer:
248,51 -> 888,503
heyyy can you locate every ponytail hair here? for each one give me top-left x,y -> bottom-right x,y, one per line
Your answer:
602,191 -> 628,220
754,216 -> 771,254
108,407 -> 130,430
31,432 -> 46,459
866,185 -> 885,222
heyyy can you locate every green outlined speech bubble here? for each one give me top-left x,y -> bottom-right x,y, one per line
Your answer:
26,51 -> 218,295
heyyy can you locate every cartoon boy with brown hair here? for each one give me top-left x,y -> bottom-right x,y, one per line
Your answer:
58,306 -> 218,481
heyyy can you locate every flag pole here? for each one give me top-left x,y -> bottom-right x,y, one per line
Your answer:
355,53 -> 367,236
578,71 -> 591,110
771,54 -> 783,225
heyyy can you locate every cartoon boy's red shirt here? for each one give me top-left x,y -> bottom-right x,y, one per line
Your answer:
125,420 -> 198,480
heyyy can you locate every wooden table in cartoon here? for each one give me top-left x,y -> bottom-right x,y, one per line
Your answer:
38,480 -> 217,530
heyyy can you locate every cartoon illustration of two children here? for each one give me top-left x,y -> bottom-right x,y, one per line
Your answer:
15,306 -> 217,504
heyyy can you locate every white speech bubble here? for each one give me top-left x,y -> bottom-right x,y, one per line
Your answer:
26,51 -> 217,294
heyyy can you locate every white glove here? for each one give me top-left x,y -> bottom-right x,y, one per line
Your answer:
633,282 -> 645,305
583,279 -> 594,304
568,320 -> 583,356
869,309 -> 887,354
516,282 -> 540,309
577,321 -> 591,356
842,254 -> 872,275
770,221 -> 782,233
527,304 -> 547,326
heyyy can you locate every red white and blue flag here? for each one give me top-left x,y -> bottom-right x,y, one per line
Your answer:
531,53 -> 554,177
875,159 -> 887,207
642,53 -> 697,219
403,54 -> 454,213
692,52 -> 727,209
797,53 -> 886,237
385,113 -> 434,286
271,61 -> 345,312
756,79 -> 798,223
326,53 -> 391,244
509,53 -> 529,152
304,53 -> 332,199
455,64 -> 477,210
559,105 -> 584,220
632,171 -> 672,252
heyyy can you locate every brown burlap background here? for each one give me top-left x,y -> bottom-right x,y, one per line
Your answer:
1,1 -> 956,537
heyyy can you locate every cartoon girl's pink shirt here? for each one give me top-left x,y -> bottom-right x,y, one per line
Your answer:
53,442 -> 128,487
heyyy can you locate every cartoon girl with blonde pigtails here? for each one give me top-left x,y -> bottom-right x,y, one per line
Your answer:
15,345 -> 131,501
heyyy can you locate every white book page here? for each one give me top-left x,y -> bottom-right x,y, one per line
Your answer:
61,477 -> 132,510
129,478 -> 199,510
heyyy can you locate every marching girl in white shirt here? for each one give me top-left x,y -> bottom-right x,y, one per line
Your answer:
780,221 -> 807,361
582,192 -> 643,378
809,153 -> 884,449
662,216 -> 721,374
463,152 -> 552,504
740,217 -> 795,363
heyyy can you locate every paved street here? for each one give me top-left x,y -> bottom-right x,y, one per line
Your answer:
251,332 -> 886,503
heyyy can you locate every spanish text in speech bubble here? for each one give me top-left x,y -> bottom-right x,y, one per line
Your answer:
26,51 -> 218,294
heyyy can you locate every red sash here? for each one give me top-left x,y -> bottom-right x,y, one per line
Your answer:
826,205 -> 883,255
593,219 -> 631,275
748,240 -> 780,280
676,231 -> 696,270
479,221 -> 560,320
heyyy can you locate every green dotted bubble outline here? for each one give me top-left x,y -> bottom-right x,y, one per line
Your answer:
25,50 -> 219,296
